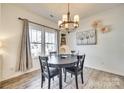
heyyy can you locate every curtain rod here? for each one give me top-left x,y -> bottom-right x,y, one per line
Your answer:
18,17 -> 60,31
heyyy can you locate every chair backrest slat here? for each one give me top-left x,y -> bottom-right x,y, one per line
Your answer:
77,54 -> 85,70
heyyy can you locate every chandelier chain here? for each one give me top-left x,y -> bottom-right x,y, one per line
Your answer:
68,3 -> 69,13
67,3 -> 71,21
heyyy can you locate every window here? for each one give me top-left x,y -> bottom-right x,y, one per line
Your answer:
45,32 -> 57,55
29,29 -> 42,59
29,23 -> 58,59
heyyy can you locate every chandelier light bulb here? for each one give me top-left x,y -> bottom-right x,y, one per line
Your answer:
74,23 -> 78,28
58,20 -> 62,26
62,14 -> 67,21
74,15 -> 79,22
65,24 -> 68,29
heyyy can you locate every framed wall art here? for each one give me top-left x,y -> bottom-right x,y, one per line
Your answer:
76,29 -> 97,45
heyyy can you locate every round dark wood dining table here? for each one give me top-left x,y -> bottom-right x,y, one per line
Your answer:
47,54 -> 78,89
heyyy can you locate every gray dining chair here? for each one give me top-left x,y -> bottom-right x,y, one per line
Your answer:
64,54 -> 86,89
49,51 -> 57,56
39,56 -> 59,89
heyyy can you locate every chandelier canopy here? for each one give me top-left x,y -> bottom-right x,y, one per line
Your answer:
58,3 -> 79,32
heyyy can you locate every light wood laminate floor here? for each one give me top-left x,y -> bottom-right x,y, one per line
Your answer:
1,67 -> 124,89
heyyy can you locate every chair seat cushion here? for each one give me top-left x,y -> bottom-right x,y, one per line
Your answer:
65,66 -> 82,72
44,67 -> 59,78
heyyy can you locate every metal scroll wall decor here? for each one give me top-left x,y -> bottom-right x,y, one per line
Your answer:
76,19 -> 111,45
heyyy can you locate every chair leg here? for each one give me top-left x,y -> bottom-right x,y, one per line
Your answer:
41,75 -> 44,88
81,72 -> 84,84
63,68 -> 65,73
71,74 -> 73,78
75,73 -> 78,89
64,70 -> 66,82
48,78 -> 51,89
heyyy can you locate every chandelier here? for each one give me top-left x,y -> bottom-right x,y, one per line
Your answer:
58,3 -> 79,32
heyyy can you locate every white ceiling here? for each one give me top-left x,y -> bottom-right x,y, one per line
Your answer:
17,3 -> 123,23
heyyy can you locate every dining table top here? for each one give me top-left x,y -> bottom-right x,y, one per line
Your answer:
47,54 -> 78,68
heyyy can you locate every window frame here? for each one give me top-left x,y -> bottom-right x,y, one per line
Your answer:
29,25 -> 58,58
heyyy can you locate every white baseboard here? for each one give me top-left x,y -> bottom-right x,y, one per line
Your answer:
85,65 -> 124,77
1,68 -> 40,82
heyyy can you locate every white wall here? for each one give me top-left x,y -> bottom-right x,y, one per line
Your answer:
68,5 -> 124,76
0,4 -> 57,81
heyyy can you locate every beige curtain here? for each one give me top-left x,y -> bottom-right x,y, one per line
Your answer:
16,19 -> 33,72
